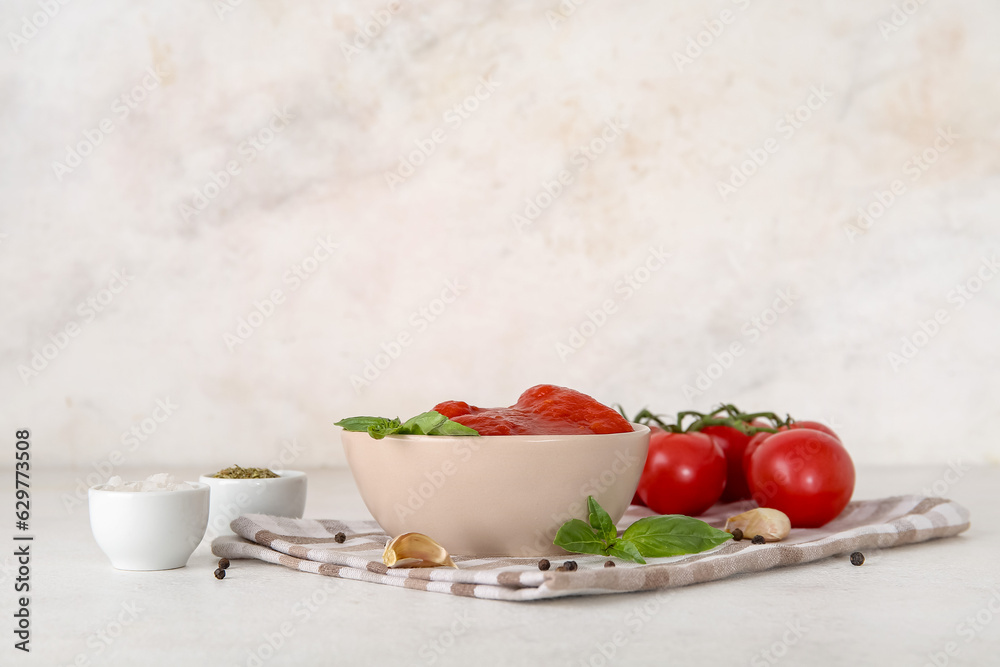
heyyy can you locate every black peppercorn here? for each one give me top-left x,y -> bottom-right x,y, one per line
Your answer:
218,558 -> 230,570
604,560 -> 615,568
214,568 -> 226,580
850,551 -> 865,566
334,532 -> 346,544
538,559 -> 550,571
731,528 -> 744,541
751,535 -> 765,545
564,561 -> 578,571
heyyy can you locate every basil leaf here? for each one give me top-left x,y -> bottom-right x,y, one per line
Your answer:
334,416 -> 389,432
334,416 -> 403,439
553,519 -> 608,556
427,419 -> 480,436
607,540 -> 646,564
398,411 -> 479,436
399,411 -> 448,434
366,418 -> 403,439
622,515 -> 732,557
587,496 -> 617,543
336,412 -> 478,438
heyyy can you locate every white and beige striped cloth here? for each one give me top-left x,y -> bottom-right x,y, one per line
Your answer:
211,495 -> 969,601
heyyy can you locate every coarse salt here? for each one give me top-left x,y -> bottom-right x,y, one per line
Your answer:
102,473 -> 196,492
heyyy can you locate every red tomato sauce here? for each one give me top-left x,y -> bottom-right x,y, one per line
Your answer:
433,384 -> 633,436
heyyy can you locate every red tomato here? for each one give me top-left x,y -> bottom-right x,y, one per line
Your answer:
637,428 -> 727,516
701,424 -> 752,501
786,420 -> 840,441
743,431 -> 773,483
746,430 -> 855,528
743,421 -> 840,483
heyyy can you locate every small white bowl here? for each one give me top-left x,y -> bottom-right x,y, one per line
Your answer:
198,470 -> 307,538
89,482 -> 209,571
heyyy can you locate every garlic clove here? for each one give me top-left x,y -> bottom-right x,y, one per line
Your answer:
725,508 -> 791,542
382,532 -> 457,568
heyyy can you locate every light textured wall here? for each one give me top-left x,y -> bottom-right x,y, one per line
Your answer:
2,0 -> 998,471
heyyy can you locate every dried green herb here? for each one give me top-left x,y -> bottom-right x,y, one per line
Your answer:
211,465 -> 279,479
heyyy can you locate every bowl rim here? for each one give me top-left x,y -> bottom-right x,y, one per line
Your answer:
197,469 -> 307,484
341,422 -> 650,443
88,481 -> 209,495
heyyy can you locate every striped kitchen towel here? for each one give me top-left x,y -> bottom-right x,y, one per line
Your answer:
211,495 -> 969,601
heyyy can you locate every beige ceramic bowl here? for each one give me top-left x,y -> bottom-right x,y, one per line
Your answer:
341,424 -> 650,557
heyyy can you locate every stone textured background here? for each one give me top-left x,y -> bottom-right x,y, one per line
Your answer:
2,0 -> 998,470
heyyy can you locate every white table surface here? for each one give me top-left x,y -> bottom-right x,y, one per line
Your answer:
4,465 -> 998,667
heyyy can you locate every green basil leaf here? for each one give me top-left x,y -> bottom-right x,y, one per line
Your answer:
553,519 -> 607,556
398,411 -> 448,434
397,411 -> 479,436
367,418 -> 403,439
587,496 -> 617,543
427,419 -> 480,436
607,539 -> 646,564
334,416 -> 388,432
622,515 -> 732,557
336,412 -> 478,438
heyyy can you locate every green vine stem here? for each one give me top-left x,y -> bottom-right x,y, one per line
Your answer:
628,404 -> 795,437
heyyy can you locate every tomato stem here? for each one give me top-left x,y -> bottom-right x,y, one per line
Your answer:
628,404 -> 796,436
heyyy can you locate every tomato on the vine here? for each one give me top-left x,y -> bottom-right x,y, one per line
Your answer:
636,426 -> 727,516
745,429 -> 855,528
702,421 -> 767,502
785,420 -> 840,441
743,420 -> 840,483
